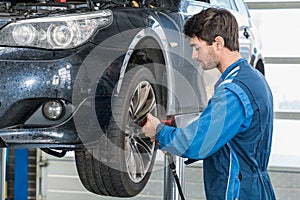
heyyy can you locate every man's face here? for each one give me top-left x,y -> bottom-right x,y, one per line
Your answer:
190,36 -> 219,71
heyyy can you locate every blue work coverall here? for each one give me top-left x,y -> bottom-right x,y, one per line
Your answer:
156,58 -> 276,199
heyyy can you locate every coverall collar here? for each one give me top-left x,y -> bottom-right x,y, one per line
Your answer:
221,58 -> 247,81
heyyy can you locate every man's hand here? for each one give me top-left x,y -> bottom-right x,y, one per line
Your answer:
141,113 -> 161,142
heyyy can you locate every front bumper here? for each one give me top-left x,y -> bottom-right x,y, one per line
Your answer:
0,121 -> 81,149
0,45 -> 122,148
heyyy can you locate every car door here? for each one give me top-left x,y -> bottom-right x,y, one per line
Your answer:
171,0 -> 254,116
169,0 -> 213,115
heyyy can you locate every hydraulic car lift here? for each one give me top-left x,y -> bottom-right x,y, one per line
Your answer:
158,116 -> 186,200
1,112 -> 187,200
0,148 -> 186,200
164,154 -> 186,200
0,148 -> 5,200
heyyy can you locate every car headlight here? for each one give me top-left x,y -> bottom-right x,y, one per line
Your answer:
0,9 -> 113,49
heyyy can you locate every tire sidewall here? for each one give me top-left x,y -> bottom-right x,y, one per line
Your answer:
110,65 -> 158,195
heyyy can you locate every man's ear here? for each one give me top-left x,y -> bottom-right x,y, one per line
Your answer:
214,36 -> 225,50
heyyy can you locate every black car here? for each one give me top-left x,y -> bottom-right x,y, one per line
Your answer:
0,0 -> 264,197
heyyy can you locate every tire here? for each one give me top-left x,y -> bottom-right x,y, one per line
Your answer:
75,65 -> 158,197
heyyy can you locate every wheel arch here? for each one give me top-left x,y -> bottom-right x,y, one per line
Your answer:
129,37 -> 167,113
117,34 -> 169,115
250,46 -> 265,76
255,58 -> 265,76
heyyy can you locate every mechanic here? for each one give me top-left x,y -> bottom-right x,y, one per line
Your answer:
142,8 -> 276,200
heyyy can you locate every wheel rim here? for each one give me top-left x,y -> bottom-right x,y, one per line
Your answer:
124,80 -> 157,183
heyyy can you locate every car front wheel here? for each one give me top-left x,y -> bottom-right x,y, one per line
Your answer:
75,65 -> 158,197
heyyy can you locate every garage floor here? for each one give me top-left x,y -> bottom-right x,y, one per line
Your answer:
36,150 -> 300,200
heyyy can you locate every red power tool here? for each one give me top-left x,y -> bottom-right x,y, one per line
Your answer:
139,115 -> 176,127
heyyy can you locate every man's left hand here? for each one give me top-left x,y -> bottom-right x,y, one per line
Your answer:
141,113 -> 161,142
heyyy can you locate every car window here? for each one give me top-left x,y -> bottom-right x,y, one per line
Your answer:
234,0 -> 250,17
229,0 -> 238,11
181,0 -> 210,16
210,0 -> 233,10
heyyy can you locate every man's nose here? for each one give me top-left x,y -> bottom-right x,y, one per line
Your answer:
191,50 -> 198,60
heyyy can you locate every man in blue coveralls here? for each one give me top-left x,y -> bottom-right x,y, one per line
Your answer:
142,8 -> 276,200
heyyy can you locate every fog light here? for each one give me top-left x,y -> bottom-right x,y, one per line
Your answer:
42,100 -> 64,120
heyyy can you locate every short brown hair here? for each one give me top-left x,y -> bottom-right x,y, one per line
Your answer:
184,7 -> 239,51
